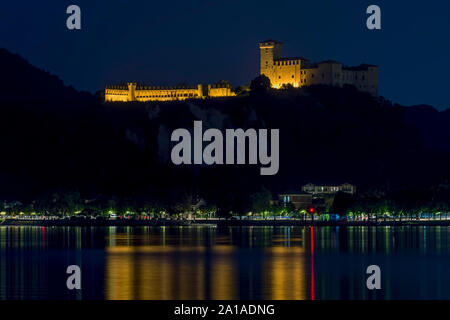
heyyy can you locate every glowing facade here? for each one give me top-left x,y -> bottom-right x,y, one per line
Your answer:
105,39 -> 378,102
302,183 -> 356,195
259,39 -> 378,96
105,82 -> 235,102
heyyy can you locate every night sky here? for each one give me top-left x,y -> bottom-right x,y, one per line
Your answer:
0,0 -> 449,110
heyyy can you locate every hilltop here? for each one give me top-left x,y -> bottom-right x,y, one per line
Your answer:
0,48 -> 449,215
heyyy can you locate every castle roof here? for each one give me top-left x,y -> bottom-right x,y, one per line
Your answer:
105,84 -> 128,90
136,84 -> 198,90
342,64 -> 377,71
275,56 -> 309,61
318,60 -> 342,65
299,61 -> 378,71
259,39 -> 283,44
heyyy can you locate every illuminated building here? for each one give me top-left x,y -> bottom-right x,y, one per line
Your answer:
259,39 -> 378,95
302,183 -> 356,195
277,192 -> 313,210
105,39 -> 378,102
104,82 -> 235,102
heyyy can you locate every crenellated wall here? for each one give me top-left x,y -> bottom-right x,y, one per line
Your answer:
207,84 -> 235,97
259,40 -> 378,96
105,39 -> 379,102
105,83 -> 235,102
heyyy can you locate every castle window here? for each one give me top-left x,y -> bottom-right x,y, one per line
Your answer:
278,76 -> 281,79
292,75 -> 294,78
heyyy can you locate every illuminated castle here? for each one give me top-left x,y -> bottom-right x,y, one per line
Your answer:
105,39 -> 378,102
105,82 -> 235,102
259,39 -> 378,96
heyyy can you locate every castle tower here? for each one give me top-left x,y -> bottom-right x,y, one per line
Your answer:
127,82 -> 137,102
197,84 -> 203,98
259,40 -> 282,84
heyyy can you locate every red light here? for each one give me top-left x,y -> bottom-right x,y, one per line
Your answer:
308,207 -> 315,214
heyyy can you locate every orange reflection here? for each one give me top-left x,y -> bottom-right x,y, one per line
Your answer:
105,245 -> 236,300
263,246 -> 306,300
105,228 -> 307,300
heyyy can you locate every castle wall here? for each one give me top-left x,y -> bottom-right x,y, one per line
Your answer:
207,85 -> 236,97
301,68 -> 316,87
338,66 -> 378,96
106,40 -> 379,102
105,83 -> 235,102
272,59 -> 302,88
105,85 -> 129,102
259,40 -> 378,96
259,40 -> 283,85
134,84 -> 203,102
127,83 -> 136,101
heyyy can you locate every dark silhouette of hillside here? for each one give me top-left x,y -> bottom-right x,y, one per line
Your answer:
0,48 -> 449,214
0,49 -> 95,110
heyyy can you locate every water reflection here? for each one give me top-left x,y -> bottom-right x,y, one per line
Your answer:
0,226 -> 449,299
105,227 -> 307,299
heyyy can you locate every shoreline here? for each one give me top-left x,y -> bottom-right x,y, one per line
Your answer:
2,219 -> 450,227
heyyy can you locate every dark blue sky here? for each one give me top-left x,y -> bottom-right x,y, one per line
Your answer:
1,0 -> 449,110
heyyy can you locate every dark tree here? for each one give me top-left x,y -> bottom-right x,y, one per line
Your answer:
331,192 -> 354,216
249,74 -> 271,95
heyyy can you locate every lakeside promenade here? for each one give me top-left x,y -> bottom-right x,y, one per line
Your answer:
2,218 -> 450,227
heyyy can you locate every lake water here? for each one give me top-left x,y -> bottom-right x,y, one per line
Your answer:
0,226 -> 449,300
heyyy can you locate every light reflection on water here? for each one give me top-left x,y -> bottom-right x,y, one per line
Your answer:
0,226 -> 449,300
